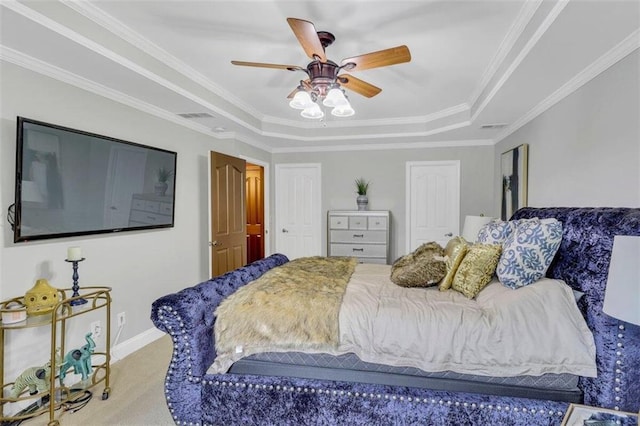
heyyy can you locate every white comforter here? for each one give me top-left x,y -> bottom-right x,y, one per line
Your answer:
338,263 -> 597,377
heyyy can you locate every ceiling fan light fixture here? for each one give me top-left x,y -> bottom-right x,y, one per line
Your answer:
331,102 -> 355,117
289,90 -> 313,109
323,87 -> 348,107
301,103 -> 325,119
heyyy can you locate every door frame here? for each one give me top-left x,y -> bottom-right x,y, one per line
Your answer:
240,155 -> 270,257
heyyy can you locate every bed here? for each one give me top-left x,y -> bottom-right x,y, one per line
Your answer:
151,207 -> 640,425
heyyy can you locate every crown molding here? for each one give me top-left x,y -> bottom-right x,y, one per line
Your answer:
470,0 -> 569,122
271,138 -> 494,154
0,45 -> 273,153
5,0 -> 267,138
60,0 -> 265,121
495,29 -> 640,143
467,0 -> 543,108
263,103 -> 470,129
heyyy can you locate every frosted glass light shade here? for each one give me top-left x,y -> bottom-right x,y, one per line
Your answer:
289,91 -> 313,109
462,215 -> 495,242
323,88 -> 347,107
603,235 -> 640,325
301,103 -> 324,119
331,102 -> 355,117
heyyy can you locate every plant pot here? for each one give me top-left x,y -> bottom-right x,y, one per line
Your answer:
155,182 -> 168,196
356,194 -> 369,211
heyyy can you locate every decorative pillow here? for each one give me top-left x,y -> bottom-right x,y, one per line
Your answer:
451,244 -> 502,298
497,218 -> 563,289
438,237 -> 469,291
390,242 -> 446,288
476,220 -> 516,244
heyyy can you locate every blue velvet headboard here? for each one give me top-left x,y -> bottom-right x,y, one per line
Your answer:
511,207 -> 640,412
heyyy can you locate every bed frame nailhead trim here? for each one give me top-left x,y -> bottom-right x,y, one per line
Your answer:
156,302 -> 568,424
613,323 -> 626,410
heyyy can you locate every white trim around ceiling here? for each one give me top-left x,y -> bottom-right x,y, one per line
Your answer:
495,29 -> 640,143
467,0 -> 543,108
0,45 -> 271,153
60,0 -> 266,121
470,0 -> 569,122
3,0 -> 266,137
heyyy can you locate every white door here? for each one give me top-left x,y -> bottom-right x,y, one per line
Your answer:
104,146 -> 147,228
406,161 -> 460,252
275,163 -> 322,259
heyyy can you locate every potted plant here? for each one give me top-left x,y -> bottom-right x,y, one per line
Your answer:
355,178 -> 370,210
155,166 -> 174,196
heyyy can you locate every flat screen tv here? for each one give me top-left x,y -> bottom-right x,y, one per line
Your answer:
13,117 -> 177,243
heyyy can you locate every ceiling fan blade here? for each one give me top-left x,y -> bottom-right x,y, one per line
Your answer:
231,60 -> 304,72
287,18 -> 327,62
338,74 -> 382,98
341,45 -> 411,71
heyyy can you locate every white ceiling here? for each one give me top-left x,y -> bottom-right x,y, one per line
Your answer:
1,1 -> 638,152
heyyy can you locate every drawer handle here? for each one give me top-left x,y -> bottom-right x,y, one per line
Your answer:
352,248 -> 364,252
444,232 -> 453,237
353,234 -> 364,238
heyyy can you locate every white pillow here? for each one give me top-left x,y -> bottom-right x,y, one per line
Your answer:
497,218 -> 563,289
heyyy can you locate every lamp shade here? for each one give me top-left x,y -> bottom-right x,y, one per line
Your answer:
323,88 -> 347,108
331,102 -> 355,117
603,235 -> 640,325
289,91 -> 313,110
300,103 -> 324,119
462,215 -> 495,242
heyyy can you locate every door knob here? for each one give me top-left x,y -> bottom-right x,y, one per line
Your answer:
444,232 -> 453,237
282,228 -> 289,233
210,241 -> 220,247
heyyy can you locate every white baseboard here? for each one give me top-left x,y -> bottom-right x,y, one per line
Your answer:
110,327 -> 166,363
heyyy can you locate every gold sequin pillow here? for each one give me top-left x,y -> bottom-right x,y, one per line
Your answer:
438,237 -> 470,291
451,244 -> 502,298
390,242 -> 446,288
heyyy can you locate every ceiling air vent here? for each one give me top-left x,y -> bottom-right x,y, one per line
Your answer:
177,112 -> 214,119
480,123 -> 507,129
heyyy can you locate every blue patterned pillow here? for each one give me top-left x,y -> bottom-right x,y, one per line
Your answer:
476,220 -> 516,244
497,218 -> 563,288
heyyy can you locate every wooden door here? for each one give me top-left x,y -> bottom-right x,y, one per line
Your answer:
406,161 -> 460,251
246,164 -> 264,263
274,163 -> 322,259
210,152 -> 246,277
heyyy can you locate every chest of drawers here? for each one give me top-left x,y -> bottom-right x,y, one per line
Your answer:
327,210 -> 390,264
128,193 -> 173,226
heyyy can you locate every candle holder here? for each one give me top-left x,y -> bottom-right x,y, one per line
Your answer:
65,258 -> 87,306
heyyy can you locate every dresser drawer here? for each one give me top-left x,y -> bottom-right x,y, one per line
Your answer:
356,257 -> 388,265
330,243 -> 387,258
129,210 -> 172,225
159,202 -> 173,215
348,216 -> 367,230
329,216 -> 349,229
330,230 -> 386,244
368,216 -> 388,230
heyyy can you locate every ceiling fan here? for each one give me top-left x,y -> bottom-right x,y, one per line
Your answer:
231,18 -> 411,118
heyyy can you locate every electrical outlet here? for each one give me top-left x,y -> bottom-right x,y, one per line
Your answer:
117,312 -> 126,327
90,321 -> 102,338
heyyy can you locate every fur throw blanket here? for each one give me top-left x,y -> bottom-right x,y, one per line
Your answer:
211,256 -> 357,373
